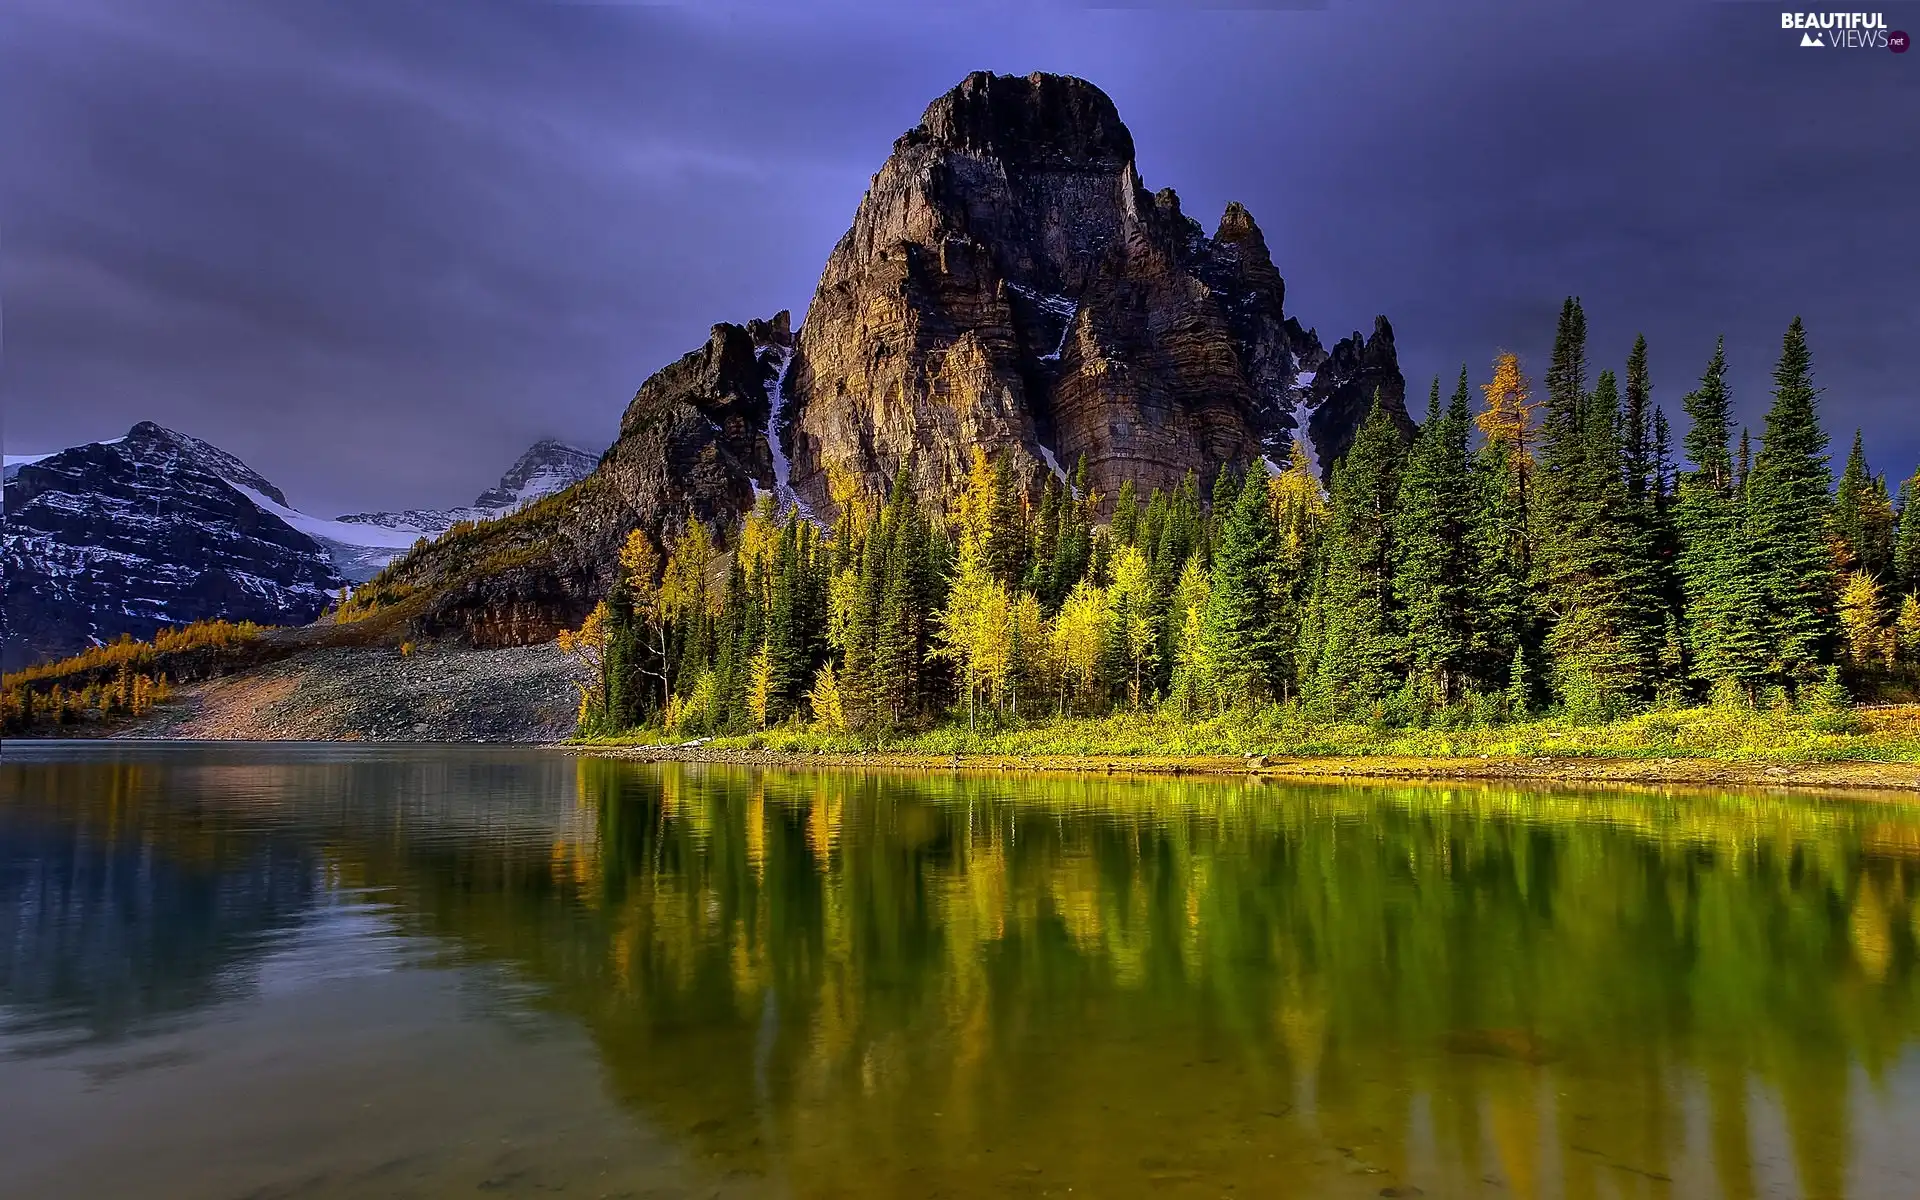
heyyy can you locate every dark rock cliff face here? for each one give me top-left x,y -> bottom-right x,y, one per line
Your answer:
2,422 -> 343,670
376,318 -> 793,646
1305,316 -> 1416,469
783,70 -> 1411,514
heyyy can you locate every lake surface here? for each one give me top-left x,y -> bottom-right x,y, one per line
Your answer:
4,745 -> 1920,1198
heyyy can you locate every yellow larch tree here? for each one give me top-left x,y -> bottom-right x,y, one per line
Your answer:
1478,352 -> 1538,469
1051,579 -> 1110,715
618,529 -> 672,711
557,602 -> 612,725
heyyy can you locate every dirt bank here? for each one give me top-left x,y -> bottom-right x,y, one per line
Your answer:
572,743 -> 1920,795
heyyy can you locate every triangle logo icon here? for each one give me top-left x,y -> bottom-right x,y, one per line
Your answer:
1800,31 -> 1824,46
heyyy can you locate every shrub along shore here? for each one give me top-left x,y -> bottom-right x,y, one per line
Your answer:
575,703 -> 1920,793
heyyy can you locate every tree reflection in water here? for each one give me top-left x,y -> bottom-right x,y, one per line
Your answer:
6,751 -> 1919,1198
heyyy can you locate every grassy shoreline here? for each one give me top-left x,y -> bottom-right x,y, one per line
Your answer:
571,704 -> 1920,793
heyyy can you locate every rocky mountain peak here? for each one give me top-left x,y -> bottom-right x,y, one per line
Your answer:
784,69 -> 1398,516
121,421 -> 292,507
1304,315 -> 1416,470
743,309 -> 794,351
909,71 -> 1135,169
472,438 -> 598,511
3,423 -> 341,670
1214,200 -> 1262,244
350,72 -> 1418,648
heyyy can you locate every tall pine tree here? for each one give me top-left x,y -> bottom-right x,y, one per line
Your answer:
1833,431 -> 1896,579
1543,369 -> 1640,714
1673,338 -> 1766,692
1394,376 -> 1476,702
1746,317 -> 1838,682
1198,469 -> 1286,706
1534,296 -> 1589,575
1314,396 -> 1408,712
1895,469 -> 1920,595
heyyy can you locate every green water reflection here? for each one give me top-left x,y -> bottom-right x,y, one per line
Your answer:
6,749 -> 1920,1198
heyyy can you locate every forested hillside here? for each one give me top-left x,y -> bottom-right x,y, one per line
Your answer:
561,308 -> 1920,741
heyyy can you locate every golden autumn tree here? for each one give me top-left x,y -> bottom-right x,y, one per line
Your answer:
1478,352 -> 1538,469
660,519 -> 715,623
935,542 -> 1013,730
1896,593 -> 1920,664
1268,436 -> 1327,564
1051,579 -> 1109,715
1109,544 -> 1159,708
619,529 -> 673,712
807,662 -> 847,733
557,602 -> 612,727
747,642 -> 774,730
1836,570 -> 1886,668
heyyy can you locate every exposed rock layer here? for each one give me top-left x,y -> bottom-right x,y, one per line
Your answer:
784,70 -> 1411,516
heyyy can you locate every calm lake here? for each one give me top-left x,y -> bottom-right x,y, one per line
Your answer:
3,745 -> 1920,1198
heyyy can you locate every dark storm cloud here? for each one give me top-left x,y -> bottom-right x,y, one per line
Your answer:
3,1 -> 1917,515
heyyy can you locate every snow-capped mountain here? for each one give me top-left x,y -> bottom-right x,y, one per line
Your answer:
326,438 -> 597,580
2,425 -> 598,670
3,422 -> 344,671
470,439 -> 597,511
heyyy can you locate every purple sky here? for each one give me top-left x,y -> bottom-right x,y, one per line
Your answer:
3,0 -> 1916,516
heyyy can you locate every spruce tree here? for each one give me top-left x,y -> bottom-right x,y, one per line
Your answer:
1207,463 -> 1241,562
1070,453 -> 1091,505
1623,334 -> 1654,504
873,466 -> 922,724
1833,431 -> 1896,579
1029,476 -> 1060,588
1505,644 -> 1532,719
1834,431 -> 1872,571
1156,472 -> 1203,577
1614,338 -> 1669,689
1895,470 -> 1920,594
1864,473 -> 1896,581
761,519 -> 805,723
1316,396 -> 1407,712
1673,338 -> 1765,691
1746,317 -> 1837,682
1650,405 -> 1683,614
1112,479 -> 1140,547
1393,376 -> 1476,702
1198,469 -> 1285,706
1543,369 -> 1639,714
843,512 -> 885,728
1534,296 -> 1589,568
985,451 -> 1025,585
1138,487 -> 1169,573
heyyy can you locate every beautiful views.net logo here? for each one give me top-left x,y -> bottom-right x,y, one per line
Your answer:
1781,11 -> 1908,50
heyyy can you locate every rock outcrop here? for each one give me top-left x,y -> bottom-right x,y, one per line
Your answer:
2,423 -> 344,670
783,70 -> 1411,515
370,317 -> 794,646
1304,316 -> 1416,468
337,72 -> 1419,648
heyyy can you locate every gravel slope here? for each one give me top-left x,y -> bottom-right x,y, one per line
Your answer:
125,641 -> 579,742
